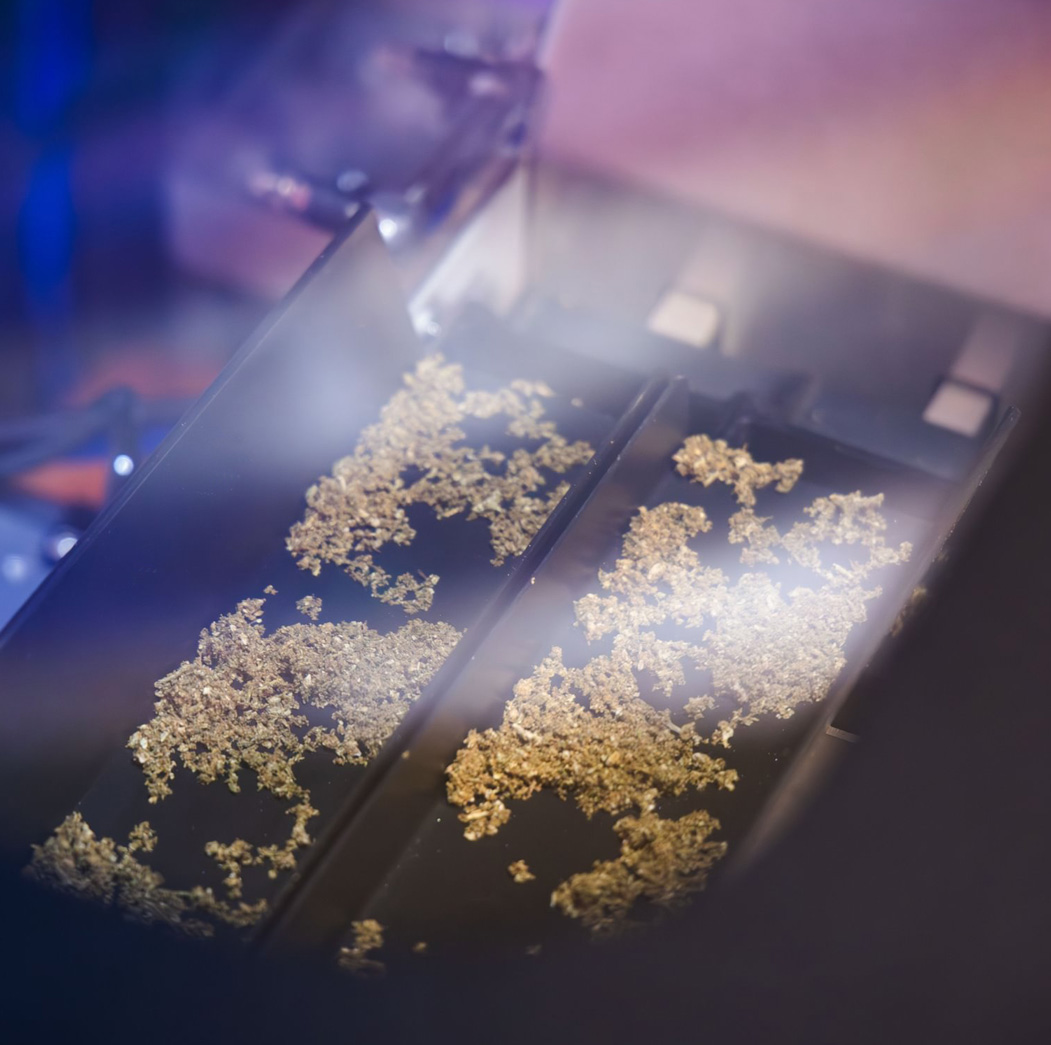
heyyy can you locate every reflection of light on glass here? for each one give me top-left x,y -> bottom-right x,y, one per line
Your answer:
54,534 -> 77,558
336,169 -> 367,194
444,29 -> 478,57
647,290 -> 720,348
378,217 -> 399,241
1,554 -> 28,584
922,381 -> 993,437
112,453 -> 134,477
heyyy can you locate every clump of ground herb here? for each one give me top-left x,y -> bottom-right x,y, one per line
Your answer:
448,647 -> 737,841
575,473 -> 911,745
729,492 -> 912,582
28,357 -> 591,941
550,810 -> 726,934
575,496 -> 901,745
673,434 -> 803,507
130,598 -> 459,802
124,596 -> 460,907
202,800 -> 317,900
286,355 -> 593,613
448,434 -> 912,931
338,919 -> 386,977
296,594 -> 323,621
24,813 -> 266,935
508,859 -> 535,883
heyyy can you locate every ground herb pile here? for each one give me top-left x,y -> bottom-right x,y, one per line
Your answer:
29,597 -> 460,934
448,646 -> 738,842
27,368 -> 915,954
287,355 -> 593,613
550,810 -> 727,933
447,435 -> 911,931
26,354 -> 593,945
24,813 -> 266,935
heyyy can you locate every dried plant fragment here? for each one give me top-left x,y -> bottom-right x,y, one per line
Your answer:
729,492 -> 912,584
508,859 -> 535,884
296,594 -> 323,621
286,356 -> 593,612
338,919 -> 386,977
574,503 -> 726,648
203,799 -> 317,900
727,507 -> 782,565
673,435 -> 802,507
697,574 -> 875,745
550,811 -> 726,934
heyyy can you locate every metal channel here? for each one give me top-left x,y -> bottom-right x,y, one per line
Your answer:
260,376 -> 690,955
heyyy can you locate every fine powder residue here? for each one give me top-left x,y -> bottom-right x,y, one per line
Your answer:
286,355 -> 593,614
448,436 -> 912,931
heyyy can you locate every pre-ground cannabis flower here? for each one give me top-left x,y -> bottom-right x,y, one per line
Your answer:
448,434 -> 911,930
287,355 -> 593,613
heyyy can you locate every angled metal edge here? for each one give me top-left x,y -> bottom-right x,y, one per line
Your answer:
724,404 -> 1022,875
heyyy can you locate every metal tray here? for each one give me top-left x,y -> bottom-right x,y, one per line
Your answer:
0,208 -> 1019,969
263,384 -> 1000,967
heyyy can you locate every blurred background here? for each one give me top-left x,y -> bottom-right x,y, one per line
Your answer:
0,0 -> 299,623
1,0 -> 1050,620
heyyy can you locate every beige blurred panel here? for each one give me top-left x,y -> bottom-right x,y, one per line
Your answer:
541,0 -> 1051,316
951,312 -> 1020,391
647,289 -> 720,348
923,381 -> 994,437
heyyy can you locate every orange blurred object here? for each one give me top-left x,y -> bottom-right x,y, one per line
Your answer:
14,461 -> 109,509
12,344 -> 221,509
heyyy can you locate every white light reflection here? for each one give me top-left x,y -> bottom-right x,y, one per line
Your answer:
54,534 -> 77,558
1,554 -> 28,584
